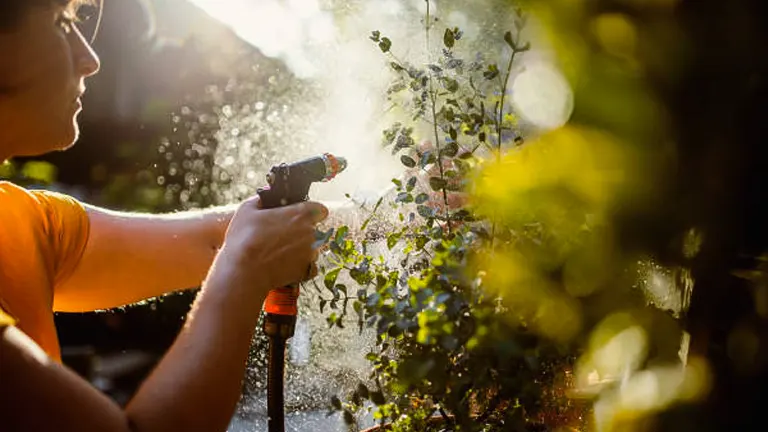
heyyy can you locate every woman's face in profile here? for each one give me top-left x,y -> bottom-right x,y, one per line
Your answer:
0,4 -> 100,159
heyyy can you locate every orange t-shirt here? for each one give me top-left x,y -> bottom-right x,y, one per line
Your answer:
0,181 -> 90,361
0,306 -> 14,327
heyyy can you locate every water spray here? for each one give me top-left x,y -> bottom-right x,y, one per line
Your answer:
257,153 -> 347,432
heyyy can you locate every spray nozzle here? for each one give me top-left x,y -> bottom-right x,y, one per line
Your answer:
258,153 -> 348,209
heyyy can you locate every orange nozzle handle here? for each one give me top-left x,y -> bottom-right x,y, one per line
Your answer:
264,285 -> 300,316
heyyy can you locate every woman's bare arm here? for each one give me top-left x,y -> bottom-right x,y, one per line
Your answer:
1,199 -> 328,432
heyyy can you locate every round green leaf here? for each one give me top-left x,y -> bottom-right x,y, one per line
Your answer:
400,155 -> 416,168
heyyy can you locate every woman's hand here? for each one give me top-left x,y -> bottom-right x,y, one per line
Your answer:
217,197 -> 328,295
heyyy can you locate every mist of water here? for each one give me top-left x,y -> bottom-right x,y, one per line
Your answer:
173,0 -> 573,429
186,0 -> 571,205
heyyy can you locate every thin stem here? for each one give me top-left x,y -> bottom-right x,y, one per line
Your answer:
424,0 -> 451,233
495,28 -> 522,160
490,29 -> 524,250
429,93 -> 451,218
317,293 -> 354,302
425,0 -> 430,52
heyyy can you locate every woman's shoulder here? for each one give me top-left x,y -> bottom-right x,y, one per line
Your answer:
0,181 -> 85,218
0,180 -> 26,193
0,180 -> 38,203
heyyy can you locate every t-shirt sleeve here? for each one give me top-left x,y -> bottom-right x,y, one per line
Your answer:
30,190 -> 91,286
0,307 -> 15,328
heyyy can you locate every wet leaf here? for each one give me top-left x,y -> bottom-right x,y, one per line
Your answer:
366,292 -> 381,307
360,197 -> 383,231
446,58 -> 464,69
420,151 -> 436,168
343,410 -> 355,425
350,266 -> 371,285
370,391 -> 386,406
504,30 -> 516,49
387,232 -> 403,249
331,395 -> 342,410
483,64 -> 499,80
429,177 -> 447,191
379,37 -> 392,53
357,383 -> 370,399
451,209 -> 471,221
443,28 -> 455,48
417,205 -> 436,218
335,226 -> 349,244
415,235 -> 429,250
400,155 -> 416,168
444,141 -> 459,158
395,192 -> 413,203
324,268 -> 341,290
442,77 -> 459,93
406,176 -> 417,192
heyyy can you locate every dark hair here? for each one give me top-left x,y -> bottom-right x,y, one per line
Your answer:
0,0 -> 94,32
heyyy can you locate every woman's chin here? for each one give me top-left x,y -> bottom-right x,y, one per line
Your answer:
37,125 -> 79,155
61,120 -> 81,149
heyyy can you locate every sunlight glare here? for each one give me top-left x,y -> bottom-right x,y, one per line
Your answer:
186,0 -> 336,77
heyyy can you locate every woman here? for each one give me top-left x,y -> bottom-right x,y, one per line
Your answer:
0,1 -> 328,430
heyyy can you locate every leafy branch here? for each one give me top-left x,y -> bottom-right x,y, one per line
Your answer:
316,4 -> 559,431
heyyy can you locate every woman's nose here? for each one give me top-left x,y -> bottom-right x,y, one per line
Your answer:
72,28 -> 101,78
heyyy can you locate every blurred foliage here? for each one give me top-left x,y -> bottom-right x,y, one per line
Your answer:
514,0 -> 768,431
0,159 -> 58,186
321,0 -> 768,430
